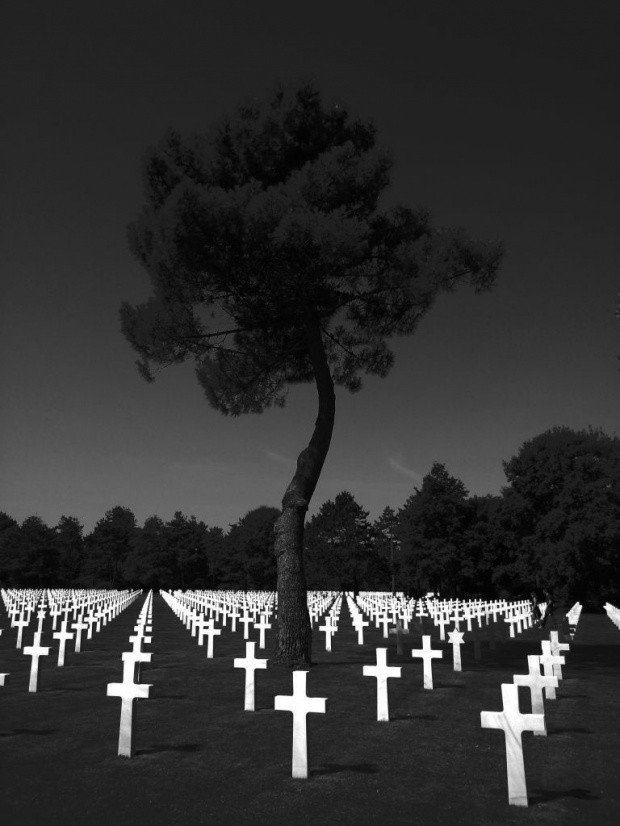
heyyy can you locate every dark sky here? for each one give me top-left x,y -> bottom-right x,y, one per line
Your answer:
2,1 -> 618,533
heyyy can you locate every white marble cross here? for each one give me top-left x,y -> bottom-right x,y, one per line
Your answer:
481,683 -> 545,806
14,612 -> 29,649
353,615 -> 369,645
363,647 -> 401,721
107,658 -> 152,757
254,614 -> 272,649
448,628 -> 465,671
234,641 -> 268,711
513,655 -> 558,735
23,631 -> 51,692
319,618 -> 336,652
239,611 -> 253,640
71,615 -> 88,653
539,641 -> 564,698
203,619 -> 221,658
0,674 -> 9,687
274,671 -> 327,779
549,631 -> 569,678
53,620 -> 74,667
411,635 -> 443,689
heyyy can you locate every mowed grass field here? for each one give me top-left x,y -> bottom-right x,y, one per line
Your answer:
1,593 -> 619,826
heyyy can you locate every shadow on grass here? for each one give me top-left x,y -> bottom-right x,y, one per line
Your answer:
0,728 -> 59,737
529,787 -> 600,804
137,743 -> 203,755
549,727 -> 592,735
312,763 -> 378,776
391,714 -> 437,722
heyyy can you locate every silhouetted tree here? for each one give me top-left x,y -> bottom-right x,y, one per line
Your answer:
374,506 -> 402,594
82,506 -> 137,588
226,506 -> 280,590
166,511 -> 210,589
123,515 -> 175,589
305,491 -> 385,591
0,512 -> 19,584
120,82 -> 503,663
398,463 -> 471,596
54,515 -> 84,586
502,426 -> 620,606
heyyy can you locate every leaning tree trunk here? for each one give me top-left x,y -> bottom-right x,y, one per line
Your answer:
271,322 -> 336,667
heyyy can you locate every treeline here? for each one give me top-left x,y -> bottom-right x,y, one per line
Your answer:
1,426 -> 619,606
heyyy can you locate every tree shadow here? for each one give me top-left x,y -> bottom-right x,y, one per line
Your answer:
391,714 -> 437,722
549,727 -> 592,735
529,787 -> 600,805
312,763 -> 378,776
137,743 -> 203,755
0,728 -> 59,737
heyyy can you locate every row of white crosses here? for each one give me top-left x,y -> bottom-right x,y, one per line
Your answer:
480,629 -> 570,807
159,589 -> 277,657
0,588 -> 143,692
107,590 -> 154,757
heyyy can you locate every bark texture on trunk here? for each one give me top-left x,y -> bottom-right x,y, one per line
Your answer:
271,322 -> 335,667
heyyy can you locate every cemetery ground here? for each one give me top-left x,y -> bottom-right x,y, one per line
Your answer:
1,595 -> 619,826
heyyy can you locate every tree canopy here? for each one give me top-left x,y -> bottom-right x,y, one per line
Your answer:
120,81 -> 503,664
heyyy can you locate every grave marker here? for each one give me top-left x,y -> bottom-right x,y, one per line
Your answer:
363,647 -> 401,721
23,631 -> 50,692
234,641 -> 268,711
411,635 -> 443,689
480,683 -> 545,806
107,658 -> 152,757
274,671 -> 327,779
513,655 -> 558,735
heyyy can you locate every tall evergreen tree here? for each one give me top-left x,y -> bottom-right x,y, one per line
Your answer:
305,491 -> 384,591
54,515 -> 84,587
120,82 -> 503,664
398,463 -> 471,596
82,506 -> 137,588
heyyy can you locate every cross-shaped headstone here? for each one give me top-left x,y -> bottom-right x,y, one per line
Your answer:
239,611 -> 253,640
71,615 -> 88,653
0,673 -> 9,687
363,647 -> 401,721
539,641 -> 564,698
411,635 -> 443,689
107,657 -> 152,757
254,614 -> 272,649
513,655 -> 558,735
203,619 -> 221,658
353,615 -> 369,645
53,620 -> 74,667
23,631 -> 51,692
319,618 -> 336,652
14,612 -> 29,649
549,631 -> 569,678
480,683 -> 545,806
274,671 -> 327,779
234,641 -> 268,711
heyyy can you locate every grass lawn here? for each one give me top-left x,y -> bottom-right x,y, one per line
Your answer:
1,594 -> 619,825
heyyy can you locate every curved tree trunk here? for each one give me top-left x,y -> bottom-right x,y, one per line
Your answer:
271,322 -> 335,667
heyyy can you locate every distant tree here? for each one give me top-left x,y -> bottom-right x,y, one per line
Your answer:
374,506 -> 402,594
305,491 -> 385,591
225,506 -> 280,590
398,463 -> 471,596
459,494 -> 504,597
82,506 -> 137,588
123,515 -> 176,590
0,512 -> 19,584
54,515 -> 84,587
120,82 -> 503,664
7,516 -> 59,588
502,426 -> 620,606
203,525 -> 228,588
166,511 -> 211,589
